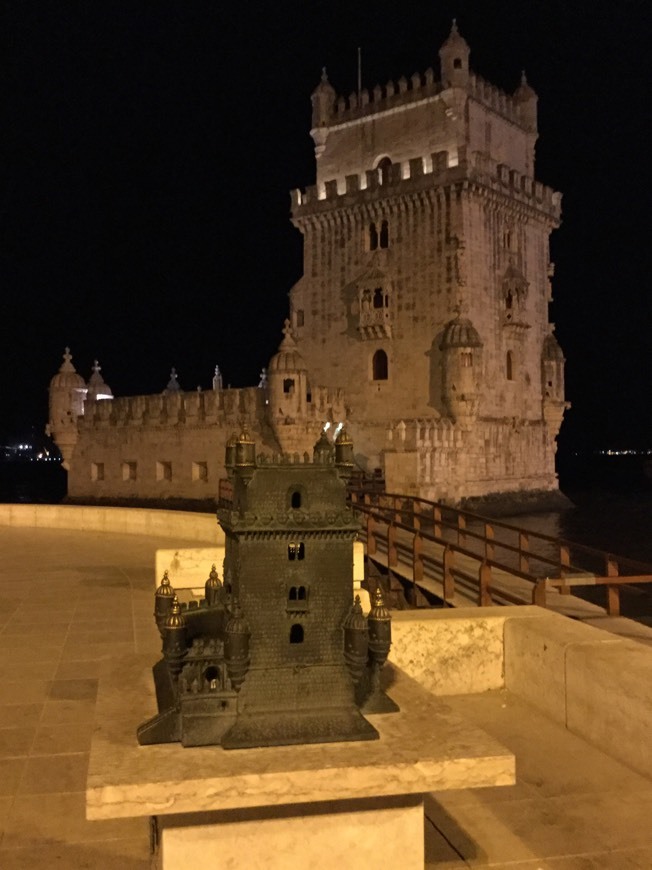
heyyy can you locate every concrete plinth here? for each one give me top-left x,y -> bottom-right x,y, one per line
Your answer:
87,656 -> 514,869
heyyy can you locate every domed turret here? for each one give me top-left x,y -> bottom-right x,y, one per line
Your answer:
47,348 -> 87,469
542,331 -> 565,404
514,71 -> 538,132
310,68 -> 336,158
439,19 -> 470,89
164,367 -> 181,393
86,360 -> 113,402
440,316 -> 483,425
267,320 -> 309,424
311,67 -> 336,129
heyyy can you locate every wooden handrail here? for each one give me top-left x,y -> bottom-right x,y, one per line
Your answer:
352,491 -> 652,613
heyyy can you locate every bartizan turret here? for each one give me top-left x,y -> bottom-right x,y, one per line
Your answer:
439,19 -> 470,90
310,68 -> 336,158
440,316 -> 483,425
541,330 -> 568,433
46,348 -> 87,469
86,360 -> 113,402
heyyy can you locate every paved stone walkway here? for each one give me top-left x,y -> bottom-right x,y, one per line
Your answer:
1,524 -> 651,868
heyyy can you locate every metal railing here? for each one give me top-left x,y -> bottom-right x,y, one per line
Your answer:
349,490 -> 652,615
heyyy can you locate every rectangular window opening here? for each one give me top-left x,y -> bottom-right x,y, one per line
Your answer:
156,461 -> 172,482
122,461 -> 137,482
192,461 -> 208,482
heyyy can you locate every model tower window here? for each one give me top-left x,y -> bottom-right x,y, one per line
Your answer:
372,350 -> 389,381
289,624 -> 304,644
369,222 -> 379,251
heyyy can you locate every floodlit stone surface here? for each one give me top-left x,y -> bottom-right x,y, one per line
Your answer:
47,24 -> 568,507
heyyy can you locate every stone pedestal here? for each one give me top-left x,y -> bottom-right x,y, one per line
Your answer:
87,656 -> 514,869
153,796 -> 424,869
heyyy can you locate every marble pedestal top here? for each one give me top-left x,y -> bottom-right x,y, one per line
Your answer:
87,655 -> 514,820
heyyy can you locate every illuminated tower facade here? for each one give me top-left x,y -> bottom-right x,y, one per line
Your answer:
289,22 -> 568,502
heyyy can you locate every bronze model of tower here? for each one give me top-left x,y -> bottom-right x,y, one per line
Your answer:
138,428 -> 395,749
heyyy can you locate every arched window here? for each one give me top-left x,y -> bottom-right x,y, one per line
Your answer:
297,586 -> 306,600
373,349 -> 388,381
369,223 -> 378,251
283,378 -> 295,395
453,57 -> 462,69
290,624 -> 304,644
377,157 -> 392,185
506,350 -> 514,381
373,288 -> 384,309
291,490 -> 302,509
289,587 -> 297,600
379,220 -> 389,249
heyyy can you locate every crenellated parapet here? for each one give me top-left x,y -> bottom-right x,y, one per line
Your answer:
79,387 -> 267,431
292,148 -> 561,223
321,67 -> 443,129
314,68 -> 528,131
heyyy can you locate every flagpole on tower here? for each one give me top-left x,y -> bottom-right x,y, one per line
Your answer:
357,46 -> 362,98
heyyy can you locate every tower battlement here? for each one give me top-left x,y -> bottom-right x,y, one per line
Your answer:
319,68 -> 527,131
292,149 -> 561,222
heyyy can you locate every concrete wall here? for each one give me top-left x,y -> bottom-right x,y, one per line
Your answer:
391,606 -> 652,780
0,504 -> 220,543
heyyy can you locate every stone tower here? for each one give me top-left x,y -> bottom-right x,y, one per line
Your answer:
289,21 -> 568,502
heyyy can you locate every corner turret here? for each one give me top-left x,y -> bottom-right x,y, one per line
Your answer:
514,71 -> 538,133
440,316 -> 483,425
439,19 -> 470,89
46,347 -> 86,469
541,330 -> 568,432
310,68 -> 336,158
86,360 -> 113,402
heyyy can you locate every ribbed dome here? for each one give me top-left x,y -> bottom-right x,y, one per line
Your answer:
87,360 -> 113,400
50,348 -> 86,391
268,319 -> 307,373
311,67 -> 336,102
439,19 -> 470,54
542,333 -> 564,362
514,71 -> 537,102
440,316 -> 482,349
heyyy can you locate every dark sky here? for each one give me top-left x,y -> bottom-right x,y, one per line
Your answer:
1,0 -> 650,451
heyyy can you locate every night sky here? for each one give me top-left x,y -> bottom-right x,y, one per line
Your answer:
2,0 -> 650,454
